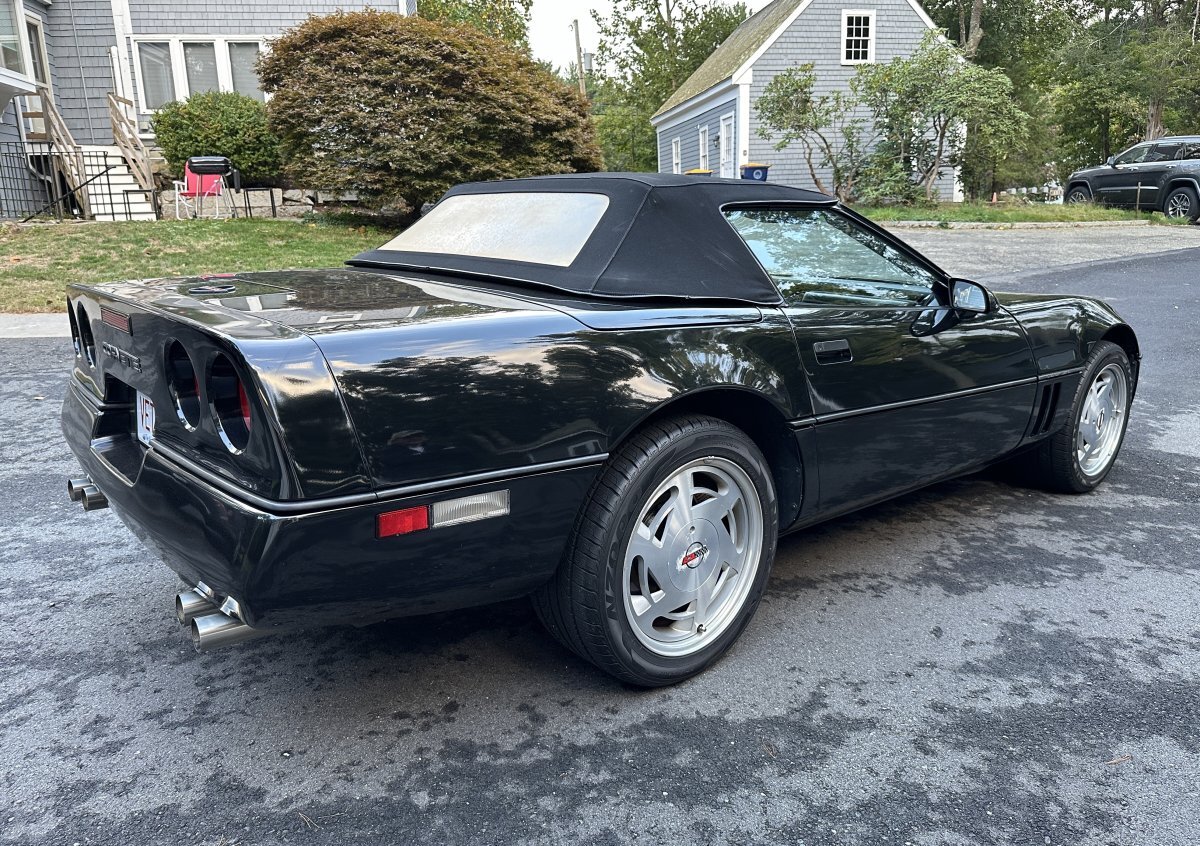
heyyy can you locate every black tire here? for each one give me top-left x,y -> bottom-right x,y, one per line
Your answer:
1164,185 -> 1200,222
532,415 -> 778,686
1021,341 -> 1133,493
1065,185 -> 1092,204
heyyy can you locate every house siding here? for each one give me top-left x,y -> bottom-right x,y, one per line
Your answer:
127,1 -> 410,35
42,0 -> 118,144
657,97 -> 737,176
747,0 -> 955,198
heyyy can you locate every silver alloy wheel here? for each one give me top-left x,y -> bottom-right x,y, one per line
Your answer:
1076,362 -> 1128,477
1167,191 -> 1192,218
621,457 -> 764,657
1067,188 -> 1089,204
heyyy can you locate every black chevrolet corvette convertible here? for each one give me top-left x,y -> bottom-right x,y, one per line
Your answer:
62,174 -> 1139,686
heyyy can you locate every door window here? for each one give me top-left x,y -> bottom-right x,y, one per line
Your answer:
1113,145 -> 1150,166
1148,143 -> 1181,161
1180,142 -> 1200,160
724,207 -> 938,307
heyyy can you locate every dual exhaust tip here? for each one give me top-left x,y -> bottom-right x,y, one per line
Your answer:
67,477 -> 108,511
177,582 -> 265,652
67,475 -> 262,652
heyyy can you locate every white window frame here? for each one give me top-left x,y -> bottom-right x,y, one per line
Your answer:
698,125 -> 709,172
24,14 -> 51,88
841,9 -> 876,66
671,137 -> 682,174
131,35 -> 269,113
1,0 -> 34,82
719,113 -> 735,178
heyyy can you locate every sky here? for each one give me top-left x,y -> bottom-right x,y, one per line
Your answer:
528,0 -> 766,73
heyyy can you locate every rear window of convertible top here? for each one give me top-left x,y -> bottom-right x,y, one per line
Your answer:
378,192 -> 611,268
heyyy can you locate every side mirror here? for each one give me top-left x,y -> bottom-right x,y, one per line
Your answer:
951,279 -> 991,315
1106,156 -> 1116,167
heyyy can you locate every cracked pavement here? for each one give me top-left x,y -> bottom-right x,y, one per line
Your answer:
1,233 -> 1197,845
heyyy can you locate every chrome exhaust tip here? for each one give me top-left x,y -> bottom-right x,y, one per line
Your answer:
191,611 -> 264,651
67,477 -> 90,502
175,589 -> 217,625
80,485 -> 109,511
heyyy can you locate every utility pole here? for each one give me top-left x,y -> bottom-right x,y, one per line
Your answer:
573,19 -> 587,97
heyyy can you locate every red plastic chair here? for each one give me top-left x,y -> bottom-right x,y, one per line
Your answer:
173,163 -> 233,219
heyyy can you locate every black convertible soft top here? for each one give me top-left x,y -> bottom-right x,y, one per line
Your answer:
347,173 -> 836,305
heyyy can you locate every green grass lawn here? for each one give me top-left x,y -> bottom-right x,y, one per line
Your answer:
857,201 -> 1187,225
0,218 -> 394,313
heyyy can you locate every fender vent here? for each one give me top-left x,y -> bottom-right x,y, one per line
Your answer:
1030,382 -> 1062,436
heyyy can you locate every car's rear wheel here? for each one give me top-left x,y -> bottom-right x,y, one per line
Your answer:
1065,185 -> 1092,204
1164,185 -> 1200,222
532,415 -> 778,686
1021,341 -> 1133,493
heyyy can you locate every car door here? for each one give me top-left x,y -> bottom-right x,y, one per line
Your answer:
724,206 -> 1038,513
1094,143 -> 1151,206
1138,140 -> 1184,209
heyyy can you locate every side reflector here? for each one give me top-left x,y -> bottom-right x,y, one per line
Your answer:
376,506 -> 430,538
101,306 -> 131,333
431,490 -> 510,528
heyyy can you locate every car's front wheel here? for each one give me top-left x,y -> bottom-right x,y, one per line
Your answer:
1022,341 -> 1133,493
1164,185 -> 1200,222
533,415 -> 778,686
1065,185 -> 1092,204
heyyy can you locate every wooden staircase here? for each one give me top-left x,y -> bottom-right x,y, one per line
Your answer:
17,86 -> 159,221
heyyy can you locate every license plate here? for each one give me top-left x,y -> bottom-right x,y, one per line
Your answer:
136,392 -> 155,445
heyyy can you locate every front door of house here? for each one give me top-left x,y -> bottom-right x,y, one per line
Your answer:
719,114 -> 735,178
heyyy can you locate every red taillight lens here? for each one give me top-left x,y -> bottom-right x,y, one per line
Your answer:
237,380 -> 252,431
376,506 -> 430,538
209,353 -> 252,452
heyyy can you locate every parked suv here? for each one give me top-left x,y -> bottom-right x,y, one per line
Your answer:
1065,135 -> 1200,222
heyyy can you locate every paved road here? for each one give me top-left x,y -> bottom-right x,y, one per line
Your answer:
2,244 -> 1198,846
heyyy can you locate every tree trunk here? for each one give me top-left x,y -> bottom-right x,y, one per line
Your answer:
963,0 -> 984,58
1145,99 -> 1165,141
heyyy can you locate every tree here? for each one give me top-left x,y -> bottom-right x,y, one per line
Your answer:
856,35 -> 1028,201
755,64 -> 871,201
151,92 -> 281,185
591,0 -> 748,171
416,0 -> 532,49
259,11 -> 602,217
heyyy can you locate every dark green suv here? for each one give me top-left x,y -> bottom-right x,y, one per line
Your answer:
1064,136 -> 1200,222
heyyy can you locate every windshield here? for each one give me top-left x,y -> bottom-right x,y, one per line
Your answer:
723,207 -> 938,307
378,192 -> 610,268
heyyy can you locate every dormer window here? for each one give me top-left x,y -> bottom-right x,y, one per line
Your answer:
842,10 -> 876,65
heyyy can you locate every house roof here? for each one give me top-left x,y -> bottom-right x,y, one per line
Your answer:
653,0 -> 805,119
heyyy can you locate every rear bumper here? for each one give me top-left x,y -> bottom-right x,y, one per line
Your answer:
62,381 -> 600,630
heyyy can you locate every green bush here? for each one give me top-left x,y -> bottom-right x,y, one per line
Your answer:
151,91 -> 282,186
259,10 -> 603,217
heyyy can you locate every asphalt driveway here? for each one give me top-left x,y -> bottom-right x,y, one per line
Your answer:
1,231 -> 1197,846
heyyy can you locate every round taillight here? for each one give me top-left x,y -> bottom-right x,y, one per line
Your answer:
166,341 -> 201,429
67,300 -> 81,358
209,354 -> 252,452
75,303 -> 95,367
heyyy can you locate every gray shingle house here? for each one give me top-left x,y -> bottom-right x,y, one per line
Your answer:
651,0 -> 959,199
0,0 -> 416,220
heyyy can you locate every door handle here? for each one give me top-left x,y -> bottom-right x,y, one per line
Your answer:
813,339 -> 852,365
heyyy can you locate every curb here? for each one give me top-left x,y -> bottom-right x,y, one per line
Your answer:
0,313 -> 70,339
878,220 -> 1155,230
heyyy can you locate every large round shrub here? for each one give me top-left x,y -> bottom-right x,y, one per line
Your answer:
258,10 -> 603,216
151,91 -> 282,186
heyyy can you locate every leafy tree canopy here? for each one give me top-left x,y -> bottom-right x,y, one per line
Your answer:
590,0 -> 748,171
259,10 -> 602,217
416,0 -> 532,48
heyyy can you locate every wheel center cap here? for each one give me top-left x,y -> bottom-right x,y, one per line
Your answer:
668,520 -> 720,590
